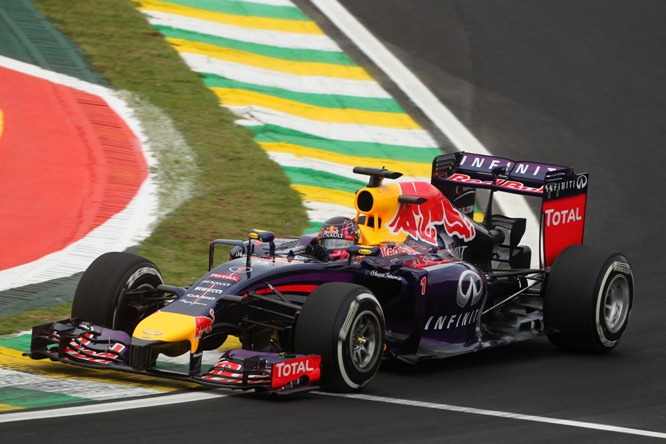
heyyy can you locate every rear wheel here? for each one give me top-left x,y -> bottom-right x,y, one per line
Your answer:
71,252 -> 164,335
294,283 -> 385,392
544,245 -> 633,353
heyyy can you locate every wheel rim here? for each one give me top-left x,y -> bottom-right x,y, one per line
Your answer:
113,267 -> 164,332
349,310 -> 382,373
603,274 -> 630,333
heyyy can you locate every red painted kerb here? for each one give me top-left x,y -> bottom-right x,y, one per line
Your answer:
0,66 -> 148,270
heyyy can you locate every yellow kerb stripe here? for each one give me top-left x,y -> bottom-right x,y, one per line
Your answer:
260,142 -> 433,178
139,0 -> 323,34
0,404 -> 24,411
0,346 -> 192,391
167,38 -> 372,80
291,184 -> 356,208
213,88 -> 420,129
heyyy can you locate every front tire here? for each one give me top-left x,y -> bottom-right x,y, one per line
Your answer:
544,245 -> 633,353
71,252 -> 164,335
294,283 -> 385,392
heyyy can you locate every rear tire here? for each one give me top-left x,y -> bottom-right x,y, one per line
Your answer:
71,252 -> 164,335
294,283 -> 385,392
544,245 -> 633,353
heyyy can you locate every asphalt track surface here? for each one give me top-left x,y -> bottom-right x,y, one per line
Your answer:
4,1 -> 666,442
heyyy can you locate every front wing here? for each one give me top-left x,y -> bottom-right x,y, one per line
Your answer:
27,320 -> 321,396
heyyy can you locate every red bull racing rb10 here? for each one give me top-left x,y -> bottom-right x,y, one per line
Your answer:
28,152 -> 634,395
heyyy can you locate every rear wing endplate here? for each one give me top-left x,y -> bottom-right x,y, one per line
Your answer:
431,152 -> 589,267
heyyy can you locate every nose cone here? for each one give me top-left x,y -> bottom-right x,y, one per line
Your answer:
133,310 -> 215,354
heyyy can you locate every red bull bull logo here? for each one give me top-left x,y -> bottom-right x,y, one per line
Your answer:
386,182 -> 476,246
193,308 -> 215,339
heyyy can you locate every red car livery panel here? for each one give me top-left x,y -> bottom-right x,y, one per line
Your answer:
271,356 -> 322,390
386,182 -> 476,246
541,173 -> 589,267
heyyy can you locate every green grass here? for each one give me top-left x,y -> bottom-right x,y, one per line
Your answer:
0,0 -> 308,335
0,302 -> 72,336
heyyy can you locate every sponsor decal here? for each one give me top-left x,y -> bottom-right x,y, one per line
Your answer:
210,266 -> 251,282
369,270 -> 402,281
181,299 -> 207,306
201,280 -> 231,287
544,207 -> 582,227
448,173 -> 544,194
544,173 -> 589,198
193,309 -> 216,339
387,182 -> 475,246
271,356 -> 321,389
577,174 -> 588,190
459,154 -> 559,178
321,225 -> 343,238
613,261 -> 632,276
193,286 -> 225,294
210,273 -> 241,282
456,270 -> 483,308
542,194 -> 586,267
142,330 -> 163,336
186,293 -> 216,300
380,243 -> 418,257
424,309 -> 482,330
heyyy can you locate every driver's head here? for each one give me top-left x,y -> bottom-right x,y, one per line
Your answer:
318,217 -> 360,260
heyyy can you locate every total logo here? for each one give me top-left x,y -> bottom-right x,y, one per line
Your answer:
273,359 -> 316,378
544,207 -> 582,227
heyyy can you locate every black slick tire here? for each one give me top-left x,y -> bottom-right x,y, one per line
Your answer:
544,244 -> 633,353
71,252 -> 164,335
294,282 -> 385,392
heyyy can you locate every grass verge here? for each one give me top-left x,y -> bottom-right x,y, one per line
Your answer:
0,0 -> 309,335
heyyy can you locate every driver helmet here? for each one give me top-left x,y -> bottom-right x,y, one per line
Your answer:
318,216 -> 360,260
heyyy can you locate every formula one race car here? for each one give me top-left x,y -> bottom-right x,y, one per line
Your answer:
28,152 -> 634,395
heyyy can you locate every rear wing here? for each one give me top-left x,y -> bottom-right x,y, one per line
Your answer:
431,152 -> 589,267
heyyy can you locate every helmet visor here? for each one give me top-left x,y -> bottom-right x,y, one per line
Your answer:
321,237 -> 354,251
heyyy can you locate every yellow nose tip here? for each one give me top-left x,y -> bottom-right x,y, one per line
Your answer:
133,311 -> 207,354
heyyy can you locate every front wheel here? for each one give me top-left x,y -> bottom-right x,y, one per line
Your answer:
293,283 -> 385,392
543,245 -> 633,353
71,252 -> 164,335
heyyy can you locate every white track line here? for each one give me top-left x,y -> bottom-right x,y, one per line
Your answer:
310,0 -> 540,266
0,368 -> 162,401
319,392 -> 666,439
0,391 -> 227,424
